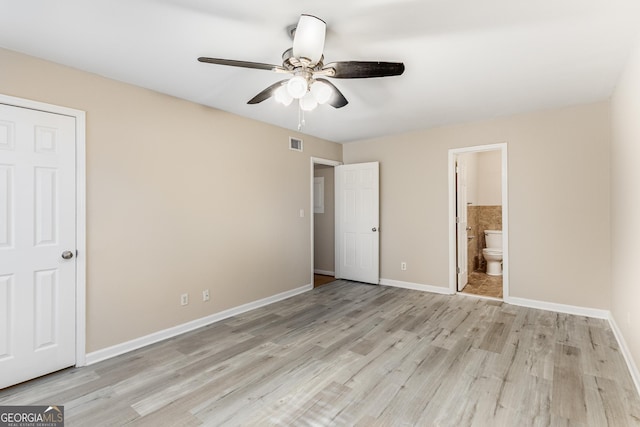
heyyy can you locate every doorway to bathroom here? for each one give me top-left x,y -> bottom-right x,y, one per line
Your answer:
448,144 -> 508,299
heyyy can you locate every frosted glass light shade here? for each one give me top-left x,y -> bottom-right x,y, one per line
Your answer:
275,85 -> 293,106
292,15 -> 326,64
300,92 -> 318,111
310,80 -> 332,104
287,75 -> 308,99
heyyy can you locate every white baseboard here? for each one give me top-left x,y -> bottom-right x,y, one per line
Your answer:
85,283 -> 313,365
379,278 -> 455,295
505,296 -> 609,319
608,313 -> 640,397
314,269 -> 335,276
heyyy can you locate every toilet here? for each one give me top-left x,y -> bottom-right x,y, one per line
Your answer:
482,230 -> 503,276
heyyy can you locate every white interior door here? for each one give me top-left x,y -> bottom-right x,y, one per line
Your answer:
335,162 -> 379,284
0,104 -> 77,388
456,158 -> 469,291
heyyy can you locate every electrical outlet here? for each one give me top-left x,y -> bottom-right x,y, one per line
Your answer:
401,262 -> 407,271
203,289 -> 210,302
181,293 -> 189,306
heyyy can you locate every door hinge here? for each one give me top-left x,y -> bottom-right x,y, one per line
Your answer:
456,216 -> 460,223
456,267 -> 461,274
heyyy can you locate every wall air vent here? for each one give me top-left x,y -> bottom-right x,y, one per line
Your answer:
289,137 -> 303,152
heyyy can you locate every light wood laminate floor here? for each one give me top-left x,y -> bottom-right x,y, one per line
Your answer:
2,281 -> 639,426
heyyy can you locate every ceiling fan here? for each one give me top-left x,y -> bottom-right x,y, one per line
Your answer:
198,14 -> 405,112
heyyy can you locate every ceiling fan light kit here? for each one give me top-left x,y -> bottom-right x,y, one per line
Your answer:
198,14 -> 405,127
274,85 -> 293,106
310,80 -> 332,105
286,75 -> 309,99
300,92 -> 319,112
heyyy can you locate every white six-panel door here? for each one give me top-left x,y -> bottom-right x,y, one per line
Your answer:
335,162 -> 379,285
0,104 -> 77,388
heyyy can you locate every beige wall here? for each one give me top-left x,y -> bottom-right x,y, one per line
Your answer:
459,150 -> 501,206
344,102 -> 611,309
0,48 -> 342,353
611,37 -> 640,374
313,165 -> 335,273
476,150 -> 502,206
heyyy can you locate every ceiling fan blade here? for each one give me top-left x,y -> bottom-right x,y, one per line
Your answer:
292,14 -> 326,65
315,78 -> 348,108
198,57 -> 285,72
247,80 -> 288,104
324,61 -> 405,79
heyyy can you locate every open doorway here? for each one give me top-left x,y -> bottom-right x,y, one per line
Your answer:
448,144 -> 509,299
311,158 -> 341,288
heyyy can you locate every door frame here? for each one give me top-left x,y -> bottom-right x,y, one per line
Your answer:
1,93 -> 87,366
448,143 -> 509,298
310,157 -> 341,288
455,155 -> 469,291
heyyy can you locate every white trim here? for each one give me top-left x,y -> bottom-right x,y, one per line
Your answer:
380,278 -> 455,295
311,157 -> 342,167
505,296 -> 609,319
608,313 -> 640,397
314,269 -> 335,276
310,157 -> 342,288
448,143 -> 509,299
0,94 -> 87,367
86,283 -> 313,365
74,109 -> 87,367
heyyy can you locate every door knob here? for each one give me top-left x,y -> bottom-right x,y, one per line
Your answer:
61,251 -> 74,260
372,227 -> 377,232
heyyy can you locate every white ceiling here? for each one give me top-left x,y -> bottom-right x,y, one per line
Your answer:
1,0 -> 639,143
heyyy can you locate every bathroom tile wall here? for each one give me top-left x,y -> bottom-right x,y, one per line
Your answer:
467,205 -> 502,273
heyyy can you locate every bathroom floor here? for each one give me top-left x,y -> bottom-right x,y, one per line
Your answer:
461,271 -> 503,299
